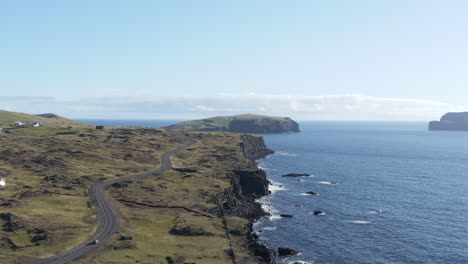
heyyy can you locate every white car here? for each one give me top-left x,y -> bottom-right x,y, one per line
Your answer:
91,239 -> 100,244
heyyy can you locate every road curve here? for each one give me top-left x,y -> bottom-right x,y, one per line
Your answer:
20,134 -> 197,264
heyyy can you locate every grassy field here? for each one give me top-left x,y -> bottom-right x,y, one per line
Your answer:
77,132 -> 261,264
0,115 -> 188,262
166,113 -> 293,132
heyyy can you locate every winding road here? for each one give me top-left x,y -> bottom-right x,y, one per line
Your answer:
20,134 -> 197,264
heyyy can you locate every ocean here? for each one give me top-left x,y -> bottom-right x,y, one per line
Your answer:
256,122 -> 468,264
75,119 -> 468,264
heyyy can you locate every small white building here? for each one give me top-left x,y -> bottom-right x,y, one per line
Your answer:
0,178 -> 5,187
0,127 -> 4,133
13,121 -> 24,127
31,122 -> 42,127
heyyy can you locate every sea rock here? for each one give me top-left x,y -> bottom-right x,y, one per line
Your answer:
248,233 -> 276,263
282,173 -> 310,177
429,112 -> 468,131
313,210 -> 325,215
279,214 -> 293,218
305,191 -> 319,195
278,247 -> 300,256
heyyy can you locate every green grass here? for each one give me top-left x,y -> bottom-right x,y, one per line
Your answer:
0,109 -> 87,129
82,208 -> 232,264
0,194 -> 96,258
7,230 -> 35,248
166,113 -> 293,131
0,127 -> 189,261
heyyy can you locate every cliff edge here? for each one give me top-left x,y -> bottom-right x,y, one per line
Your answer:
429,112 -> 468,131
210,134 -> 276,263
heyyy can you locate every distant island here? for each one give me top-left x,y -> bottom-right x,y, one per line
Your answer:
165,114 -> 300,134
429,112 -> 468,131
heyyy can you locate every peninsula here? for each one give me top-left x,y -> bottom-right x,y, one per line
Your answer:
429,112 -> 468,131
0,110 -> 276,264
165,114 -> 300,134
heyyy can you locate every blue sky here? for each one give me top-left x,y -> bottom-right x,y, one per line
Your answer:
0,1 -> 467,120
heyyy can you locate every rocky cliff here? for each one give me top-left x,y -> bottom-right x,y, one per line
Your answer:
429,112 -> 468,131
240,134 -> 275,162
210,134 -> 276,263
165,114 -> 300,134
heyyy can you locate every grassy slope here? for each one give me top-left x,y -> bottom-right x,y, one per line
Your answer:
77,132 -> 260,264
0,124 -> 187,263
166,114 -> 291,131
0,110 -> 86,128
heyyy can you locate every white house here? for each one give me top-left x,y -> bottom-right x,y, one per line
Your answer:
0,178 -> 5,187
0,127 -> 4,133
13,121 -> 24,127
31,122 -> 42,127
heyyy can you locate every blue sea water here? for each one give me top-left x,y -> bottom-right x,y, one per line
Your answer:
256,122 -> 468,264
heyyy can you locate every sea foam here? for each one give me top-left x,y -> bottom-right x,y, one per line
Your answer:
350,220 -> 371,224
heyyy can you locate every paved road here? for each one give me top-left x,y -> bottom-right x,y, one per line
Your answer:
20,134 -> 197,264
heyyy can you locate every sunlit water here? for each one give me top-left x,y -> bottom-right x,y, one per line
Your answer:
255,122 -> 468,264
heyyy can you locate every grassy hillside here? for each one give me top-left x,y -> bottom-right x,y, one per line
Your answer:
0,110 -> 86,128
166,114 -> 299,133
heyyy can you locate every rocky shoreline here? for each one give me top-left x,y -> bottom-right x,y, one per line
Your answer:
239,135 -> 276,263
211,134 -> 276,263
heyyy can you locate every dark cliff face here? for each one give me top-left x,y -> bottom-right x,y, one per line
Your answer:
211,135 -> 273,219
429,112 -> 468,131
240,134 -> 275,162
229,118 -> 300,134
210,135 -> 276,264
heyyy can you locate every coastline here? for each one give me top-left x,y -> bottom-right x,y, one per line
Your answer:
238,135 -> 277,263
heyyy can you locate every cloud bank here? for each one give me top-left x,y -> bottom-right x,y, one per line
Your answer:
0,94 -> 464,121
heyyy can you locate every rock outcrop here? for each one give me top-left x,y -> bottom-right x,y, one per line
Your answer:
429,112 -> 468,131
165,114 -> 300,134
210,134 -> 276,263
0,213 -> 26,232
240,134 -> 275,162
278,247 -> 301,256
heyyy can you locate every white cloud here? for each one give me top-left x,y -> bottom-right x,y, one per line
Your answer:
0,94 -> 465,120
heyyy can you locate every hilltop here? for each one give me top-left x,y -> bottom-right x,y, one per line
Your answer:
165,114 -> 300,134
